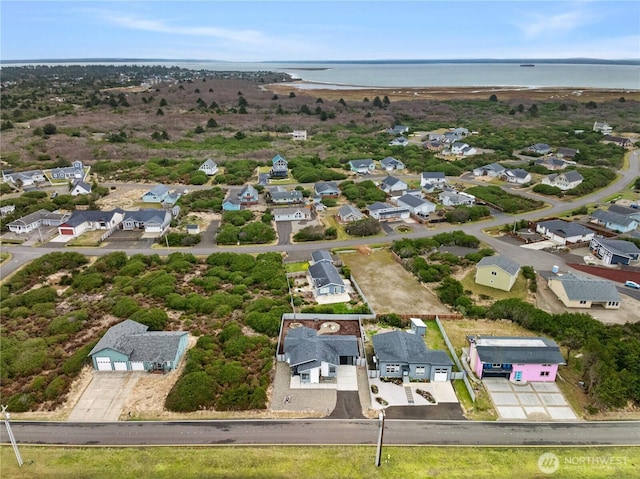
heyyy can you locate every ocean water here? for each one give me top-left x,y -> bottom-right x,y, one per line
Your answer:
169,61 -> 640,90
5,60 -> 639,89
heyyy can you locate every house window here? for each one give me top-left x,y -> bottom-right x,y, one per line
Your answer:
300,373 -> 310,382
415,366 -> 425,375
579,300 -> 587,305
491,271 -> 497,276
542,364 -> 551,367
492,363 -> 503,368
329,366 -> 336,374
385,364 -> 400,373
540,371 -> 550,377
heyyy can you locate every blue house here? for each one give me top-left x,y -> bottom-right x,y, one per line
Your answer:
89,320 -> 189,372
348,159 -> 375,174
591,209 -> 639,233
270,154 -> 289,178
589,237 -> 640,265
314,181 -> 340,197
142,185 -> 170,203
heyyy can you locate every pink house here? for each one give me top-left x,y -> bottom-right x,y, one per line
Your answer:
468,336 -> 565,382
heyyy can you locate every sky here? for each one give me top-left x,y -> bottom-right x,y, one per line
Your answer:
1,1 -> 639,62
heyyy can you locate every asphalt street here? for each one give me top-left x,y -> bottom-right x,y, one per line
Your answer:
2,420 -> 639,446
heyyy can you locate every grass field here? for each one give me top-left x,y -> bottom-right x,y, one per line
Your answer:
2,446 -> 638,478
459,269 -> 529,303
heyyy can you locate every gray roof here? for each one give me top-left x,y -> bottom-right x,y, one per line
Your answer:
63,209 -> 124,227
477,255 -> 520,276
506,168 -> 530,179
283,326 -> 358,370
308,261 -> 344,289
338,204 -> 362,218
591,237 -> 640,256
367,202 -> 392,211
537,219 -> 595,238
591,209 -> 637,228
397,194 -> 430,208
200,159 -> 217,168
372,330 -> 453,366
71,179 -> 92,192
380,156 -> 404,167
551,272 -> 620,302
147,184 -> 170,197
315,181 -> 339,194
381,176 -> 405,189
270,189 -> 303,201
471,336 -> 565,365
535,157 -> 566,168
561,170 -> 584,182
477,162 -> 505,173
239,184 -> 258,198
89,319 -> 187,364
557,147 -> 578,156
530,143 -> 551,151
123,209 -> 169,225
422,172 -> 445,179
608,204 -> 639,217
349,159 -> 374,168
311,250 -> 333,264
8,209 -> 69,227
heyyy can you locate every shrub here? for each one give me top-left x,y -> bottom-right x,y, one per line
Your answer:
165,371 -> 216,412
112,297 -> 140,318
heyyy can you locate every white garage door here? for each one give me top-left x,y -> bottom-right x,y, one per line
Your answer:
96,357 -> 112,371
131,362 -> 145,371
433,369 -> 449,382
113,361 -> 128,371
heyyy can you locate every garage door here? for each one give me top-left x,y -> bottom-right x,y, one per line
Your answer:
96,357 -> 112,371
60,228 -> 74,235
113,361 -> 128,371
131,362 -> 145,371
433,369 -> 449,382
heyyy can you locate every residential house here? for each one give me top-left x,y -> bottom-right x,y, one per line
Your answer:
367,202 -> 410,221
380,176 -> 408,195
467,335 -> 566,382
0,205 -> 16,217
444,131 -> 464,143
535,219 -> 595,245
273,207 -> 311,222
122,209 -> 171,234
450,142 -> 476,156
314,181 -> 340,198
283,326 -> 358,384
535,157 -> 568,170
50,161 -> 85,180
547,272 -> 620,309
69,179 -> 92,196
348,159 -> 375,174
424,140 -> 444,151
142,185 -> 170,203
7,209 -> 70,234
238,184 -> 259,205
222,194 -> 242,211
602,135 -> 633,148
307,261 -> 346,297
556,147 -> 579,159
590,209 -> 639,233
198,159 -> 218,176
527,143 -> 551,155
438,190 -> 476,207
500,168 -> 531,185
473,162 -> 506,177
608,204 -> 640,223
380,156 -> 405,171
542,171 -> 584,191
337,204 -> 363,223
268,186 -> 304,205
452,127 -> 469,137
270,154 -> 289,178
186,224 -> 200,235
386,125 -> 409,134
58,209 -> 125,237
593,121 -> 613,135
389,137 -> 408,147
372,330 -> 453,381
395,194 -> 436,216
475,255 -> 520,292
89,319 -> 189,372
589,237 -> 640,265
421,172 -> 448,189
1,169 -> 47,187
310,250 -> 334,265
290,130 -> 307,141
428,133 -> 447,142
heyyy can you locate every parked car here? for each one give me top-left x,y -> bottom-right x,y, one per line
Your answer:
624,280 -> 640,289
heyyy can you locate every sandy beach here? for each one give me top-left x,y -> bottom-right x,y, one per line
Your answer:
265,82 -> 640,102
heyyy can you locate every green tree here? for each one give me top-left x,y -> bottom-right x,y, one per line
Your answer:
42,123 -> 57,135
489,94 -> 498,102
206,118 -> 218,128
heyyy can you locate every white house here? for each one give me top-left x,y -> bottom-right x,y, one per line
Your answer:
337,204 -> 363,223
50,161 -> 86,181
70,179 -> 92,196
451,142 -> 476,156
380,176 -> 408,195
439,190 -> 476,207
535,219 -> 595,245
421,172 -> 447,189
500,168 -> 531,184
367,202 -> 410,221
58,209 -> 125,237
380,156 -> 405,171
593,121 -> 613,135
290,130 -> 307,141
121,209 -> 171,234
473,163 -> 505,177
389,137 -> 409,147
273,207 -> 311,222
395,194 -> 436,216
1,169 -> 47,187
7,209 -> 70,234
199,159 -> 218,176
542,171 -> 584,190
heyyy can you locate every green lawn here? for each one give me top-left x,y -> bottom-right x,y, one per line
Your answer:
285,261 -> 309,273
2,446 -> 637,479
459,269 -> 529,303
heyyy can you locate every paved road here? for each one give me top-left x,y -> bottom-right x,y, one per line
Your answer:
2,420 -> 639,446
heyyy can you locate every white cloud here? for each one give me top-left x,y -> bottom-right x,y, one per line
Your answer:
518,8 -> 593,40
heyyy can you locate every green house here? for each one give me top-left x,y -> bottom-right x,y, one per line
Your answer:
474,255 -> 520,292
89,319 -> 189,372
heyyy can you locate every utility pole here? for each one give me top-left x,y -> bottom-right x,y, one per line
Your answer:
1,405 -> 24,467
375,409 -> 385,467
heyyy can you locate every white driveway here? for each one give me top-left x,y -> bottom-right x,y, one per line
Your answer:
483,379 -> 578,421
68,372 -> 142,422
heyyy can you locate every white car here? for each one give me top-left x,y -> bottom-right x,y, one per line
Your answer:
624,280 -> 640,289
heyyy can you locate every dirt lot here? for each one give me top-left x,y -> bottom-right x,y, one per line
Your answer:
340,248 -> 449,315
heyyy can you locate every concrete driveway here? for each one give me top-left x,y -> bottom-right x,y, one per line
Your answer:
483,378 -> 578,421
68,372 -> 142,422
